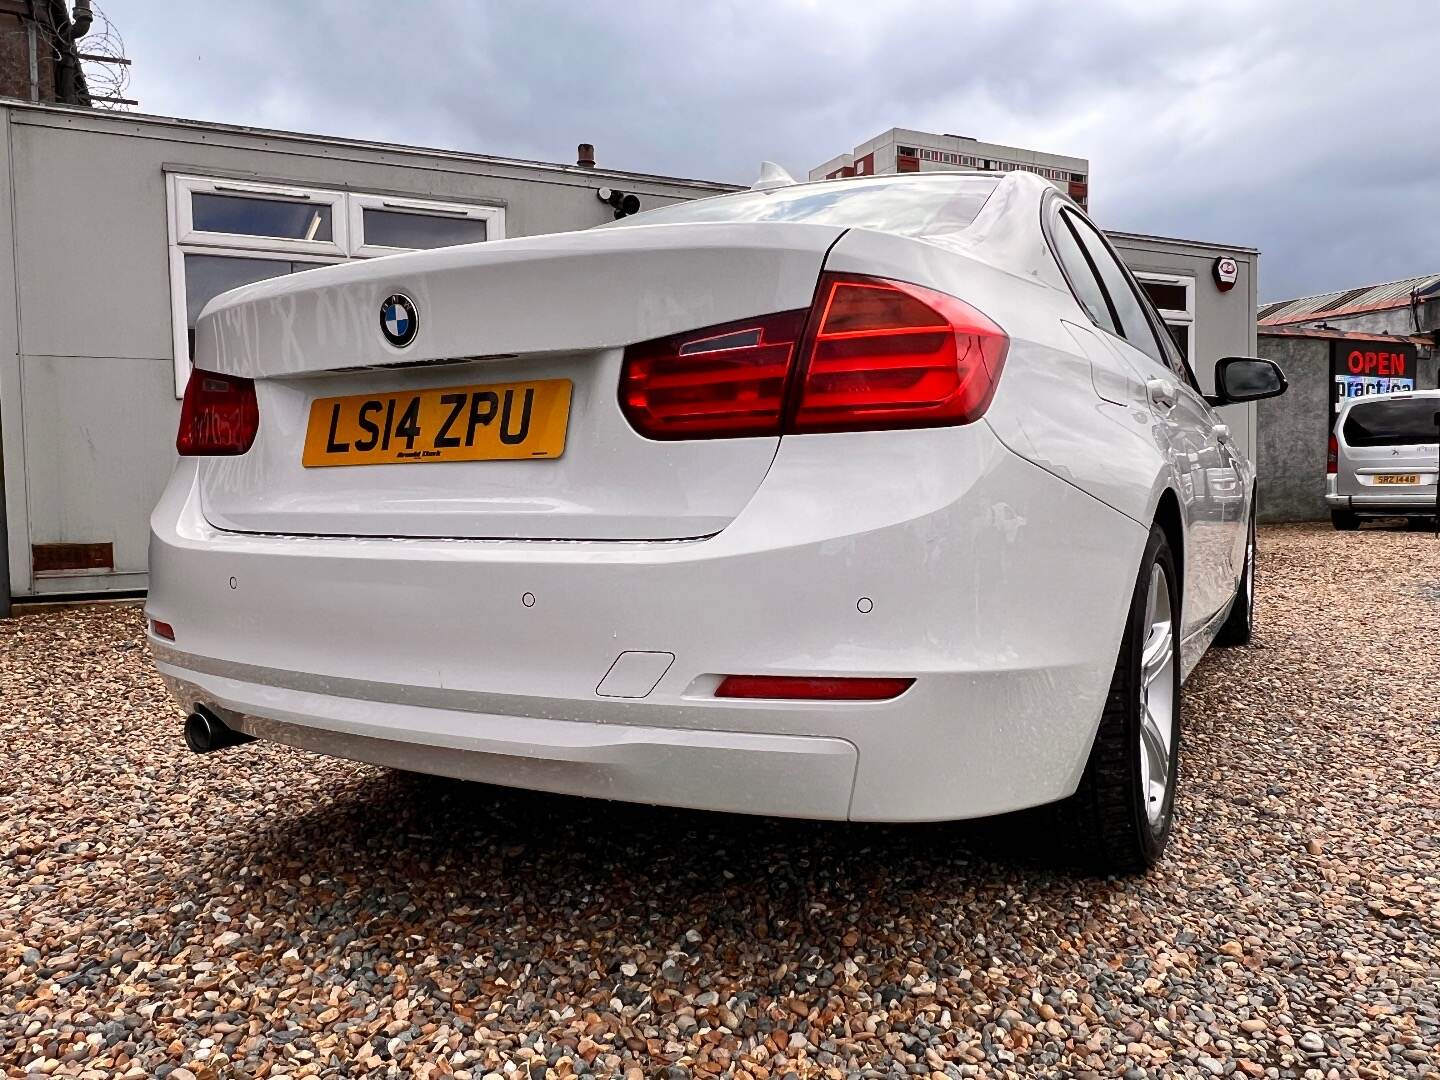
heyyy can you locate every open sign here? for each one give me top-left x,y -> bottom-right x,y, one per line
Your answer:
1344,349 -> 1409,377
1330,340 -> 1418,420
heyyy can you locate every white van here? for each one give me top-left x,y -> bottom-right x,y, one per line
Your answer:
1328,390 -> 1440,529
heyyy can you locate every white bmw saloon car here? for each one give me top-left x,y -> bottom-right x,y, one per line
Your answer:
148,170 -> 1286,871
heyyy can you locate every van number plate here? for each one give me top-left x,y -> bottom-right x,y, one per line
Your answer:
1375,473 -> 1419,485
302,379 -> 571,467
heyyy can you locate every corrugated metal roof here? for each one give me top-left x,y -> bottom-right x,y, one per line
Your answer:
1258,327 -> 1423,344
1259,272 -> 1440,326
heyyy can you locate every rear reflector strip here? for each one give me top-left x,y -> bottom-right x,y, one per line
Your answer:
715,675 -> 914,700
149,619 -> 176,641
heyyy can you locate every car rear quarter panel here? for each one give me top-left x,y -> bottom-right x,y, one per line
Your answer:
824,226 -> 1170,528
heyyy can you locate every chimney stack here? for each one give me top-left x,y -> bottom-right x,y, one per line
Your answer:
577,143 -> 596,168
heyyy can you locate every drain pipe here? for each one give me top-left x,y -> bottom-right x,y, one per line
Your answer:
184,706 -> 256,753
0,432 -> 9,618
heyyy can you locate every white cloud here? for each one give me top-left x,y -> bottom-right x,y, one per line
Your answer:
102,0 -> 1439,299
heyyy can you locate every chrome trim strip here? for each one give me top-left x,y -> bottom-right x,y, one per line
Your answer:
1179,602 -> 1230,682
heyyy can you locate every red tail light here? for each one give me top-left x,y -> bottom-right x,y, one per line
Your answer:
177,370 -> 259,456
619,310 -> 806,439
715,674 -> 914,700
1327,434 -> 1338,475
792,275 -> 1008,431
619,273 -> 1008,439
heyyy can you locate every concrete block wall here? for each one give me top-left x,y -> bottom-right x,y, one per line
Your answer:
1256,336 -> 1331,522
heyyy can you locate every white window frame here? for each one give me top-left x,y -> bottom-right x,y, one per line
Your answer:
166,174 -> 507,395
173,175 -> 349,257
348,193 -> 505,258
165,244 -> 347,395
1135,271 -> 1195,361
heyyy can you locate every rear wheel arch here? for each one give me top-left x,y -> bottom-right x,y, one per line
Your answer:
1151,488 -> 1184,618
1037,522 -> 1182,872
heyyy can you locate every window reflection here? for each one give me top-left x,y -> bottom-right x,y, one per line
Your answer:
183,253 -> 307,356
609,175 -> 999,239
362,208 -> 487,249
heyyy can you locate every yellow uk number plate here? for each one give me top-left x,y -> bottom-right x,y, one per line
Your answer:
302,379 -> 571,467
1375,473 -> 1419,485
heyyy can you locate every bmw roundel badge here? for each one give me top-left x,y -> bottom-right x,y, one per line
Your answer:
380,293 -> 419,348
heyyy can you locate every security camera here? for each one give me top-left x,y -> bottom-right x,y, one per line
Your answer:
597,187 -> 641,218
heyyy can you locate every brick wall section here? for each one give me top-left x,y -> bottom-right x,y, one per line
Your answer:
0,5 -> 56,103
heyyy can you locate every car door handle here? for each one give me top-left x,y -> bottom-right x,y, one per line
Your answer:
1212,423 -> 1231,443
1147,378 -> 1178,412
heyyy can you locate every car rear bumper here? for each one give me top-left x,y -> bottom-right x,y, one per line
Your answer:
1326,492 -> 1438,511
157,664 -> 862,819
147,425 -> 1148,822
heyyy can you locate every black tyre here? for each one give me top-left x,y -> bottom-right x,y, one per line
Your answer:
1331,509 -> 1359,531
1045,524 -> 1181,874
1214,508 -> 1255,647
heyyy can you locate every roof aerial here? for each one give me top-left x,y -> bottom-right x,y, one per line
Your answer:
751,161 -> 799,191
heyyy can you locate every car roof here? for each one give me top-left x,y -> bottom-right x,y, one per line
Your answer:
1337,389 -> 1440,416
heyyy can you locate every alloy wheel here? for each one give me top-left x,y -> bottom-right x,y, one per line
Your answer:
1245,523 -> 1255,612
1137,563 -> 1176,833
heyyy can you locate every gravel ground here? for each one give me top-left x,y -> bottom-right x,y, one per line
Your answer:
2,522 -> 1438,1080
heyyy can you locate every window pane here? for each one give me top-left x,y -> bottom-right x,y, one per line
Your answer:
362,208 -> 488,249
1164,322 -> 1189,360
1343,400 -> 1440,446
1141,280 -> 1189,313
192,191 -> 333,242
1152,318 -> 1194,384
1049,211 -> 1117,335
1065,212 -> 1164,365
183,253 -> 302,357
1137,284 -> 1194,383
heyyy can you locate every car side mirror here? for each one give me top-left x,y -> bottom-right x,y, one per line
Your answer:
1207,357 -> 1287,406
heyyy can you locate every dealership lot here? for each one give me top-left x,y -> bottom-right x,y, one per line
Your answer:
3,524 -> 1438,1079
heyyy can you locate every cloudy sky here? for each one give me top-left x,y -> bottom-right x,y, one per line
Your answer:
101,0 -> 1431,301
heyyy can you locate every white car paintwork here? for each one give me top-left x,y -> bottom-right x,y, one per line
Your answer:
196,222 -> 844,540
148,171 -> 1253,822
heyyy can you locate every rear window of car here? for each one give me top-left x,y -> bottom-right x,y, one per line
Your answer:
1342,398 -> 1440,446
607,175 -> 999,239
